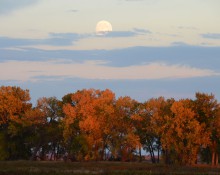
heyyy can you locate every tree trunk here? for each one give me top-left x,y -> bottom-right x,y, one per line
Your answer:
157,138 -> 161,163
157,147 -> 160,163
139,146 -> 142,162
215,153 -> 218,166
212,152 -> 215,166
149,143 -> 155,163
212,140 -> 217,166
100,141 -> 106,161
164,149 -> 171,165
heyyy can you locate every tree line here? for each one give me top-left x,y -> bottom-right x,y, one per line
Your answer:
0,86 -> 219,166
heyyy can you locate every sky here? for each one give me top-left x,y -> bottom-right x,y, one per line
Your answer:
0,0 -> 220,104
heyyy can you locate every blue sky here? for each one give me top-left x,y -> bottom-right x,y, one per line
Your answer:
0,0 -> 220,104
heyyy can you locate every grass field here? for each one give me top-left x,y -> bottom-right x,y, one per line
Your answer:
0,161 -> 219,175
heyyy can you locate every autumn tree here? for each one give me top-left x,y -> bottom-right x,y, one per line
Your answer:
112,96 -> 141,161
193,92 -> 220,166
143,97 -> 175,164
1,85 -> 219,165
18,108 -> 46,160
62,93 -> 84,160
7,96 -> 64,161
63,89 -> 141,161
0,86 -> 31,126
0,86 -> 32,160
129,102 -> 145,162
214,108 -> 220,165
63,89 -> 116,161
162,100 -> 210,165
30,97 -> 64,160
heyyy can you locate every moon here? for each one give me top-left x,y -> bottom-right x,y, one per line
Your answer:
96,20 -> 112,35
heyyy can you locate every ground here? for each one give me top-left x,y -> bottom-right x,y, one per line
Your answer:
0,161 -> 219,175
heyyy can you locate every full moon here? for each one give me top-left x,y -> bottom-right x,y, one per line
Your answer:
96,20 -> 113,35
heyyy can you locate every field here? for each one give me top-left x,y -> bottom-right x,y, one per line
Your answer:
0,161 -> 219,175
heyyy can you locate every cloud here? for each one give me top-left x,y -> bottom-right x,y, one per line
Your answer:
0,37 -> 33,48
0,60 -> 219,82
201,33 -> 220,40
133,28 -> 152,34
1,46 -> 220,71
45,33 -> 83,46
0,0 -> 39,15
97,28 -> 151,38
0,33 -> 83,48
171,42 -> 189,46
105,31 -> 137,37
0,29 -> 151,48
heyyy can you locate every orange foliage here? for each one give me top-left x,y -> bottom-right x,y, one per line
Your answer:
63,89 -> 141,161
1,86 -> 219,163
63,89 -> 116,160
0,86 -> 31,125
162,100 -> 210,165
